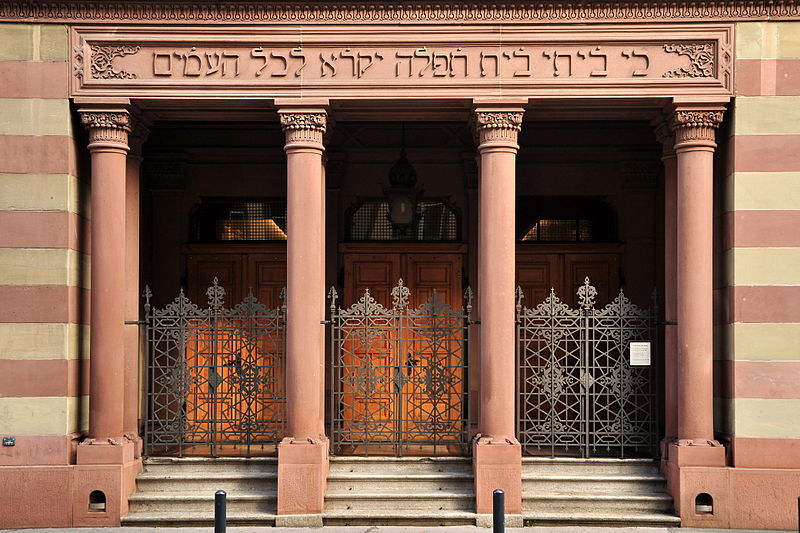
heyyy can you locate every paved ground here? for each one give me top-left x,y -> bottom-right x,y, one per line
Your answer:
0,526 -> 785,533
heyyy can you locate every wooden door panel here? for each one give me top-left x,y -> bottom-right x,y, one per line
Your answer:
343,254 -> 401,308
406,253 -> 462,307
564,253 -> 620,307
248,253 -> 287,309
186,253 -> 243,304
516,254 -> 562,307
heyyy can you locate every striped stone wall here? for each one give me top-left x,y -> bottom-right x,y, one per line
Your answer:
716,21 -> 800,468
0,23 -> 89,465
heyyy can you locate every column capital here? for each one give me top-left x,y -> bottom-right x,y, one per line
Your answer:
472,107 -> 524,152
78,107 -> 131,153
653,118 -> 676,159
278,108 -> 328,151
669,108 -> 725,151
127,110 -> 151,159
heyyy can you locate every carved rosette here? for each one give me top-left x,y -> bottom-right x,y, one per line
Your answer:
670,110 -> 724,149
279,111 -> 327,148
473,111 -> 524,149
79,110 -> 131,151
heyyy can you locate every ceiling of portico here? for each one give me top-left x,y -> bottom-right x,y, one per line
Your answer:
133,96 -> 672,124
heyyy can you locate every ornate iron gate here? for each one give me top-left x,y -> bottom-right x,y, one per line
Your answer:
329,280 -> 471,456
144,279 -> 285,457
516,278 -> 658,458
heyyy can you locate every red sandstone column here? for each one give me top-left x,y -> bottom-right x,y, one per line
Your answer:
124,119 -> 149,458
655,120 -> 679,452
670,104 -> 726,465
472,105 -> 524,517
76,104 -> 135,465
276,105 -> 329,525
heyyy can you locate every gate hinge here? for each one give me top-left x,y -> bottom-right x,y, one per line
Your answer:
124,320 -> 146,325
658,320 -> 678,326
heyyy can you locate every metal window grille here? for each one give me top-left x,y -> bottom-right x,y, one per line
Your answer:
144,279 -> 286,457
349,199 -> 458,241
521,218 -> 595,242
516,278 -> 658,458
193,200 -> 287,242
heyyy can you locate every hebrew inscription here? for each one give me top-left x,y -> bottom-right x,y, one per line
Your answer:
71,24 -> 732,97
90,43 -> 717,81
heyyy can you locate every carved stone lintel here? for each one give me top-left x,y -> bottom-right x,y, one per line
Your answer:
79,110 -> 132,151
279,111 -> 328,147
670,109 -> 724,148
473,110 -> 524,147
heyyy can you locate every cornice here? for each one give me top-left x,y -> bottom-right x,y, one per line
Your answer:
1,1 -> 799,24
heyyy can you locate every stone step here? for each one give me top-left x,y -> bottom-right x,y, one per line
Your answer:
328,456 -> 472,474
522,457 -> 659,475
143,456 -> 277,474
326,472 -> 473,492
136,471 -> 277,492
324,490 -> 474,511
322,510 -> 476,526
522,473 -> 667,493
121,510 -> 276,527
128,490 -> 276,514
523,492 -> 674,513
523,510 -> 681,527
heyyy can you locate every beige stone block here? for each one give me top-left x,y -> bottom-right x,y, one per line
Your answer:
0,248 -> 90,288
0,99 -> 72,136
39,24 -> 68,62
0,173 -> 85,214
730,323 -> 800,361
0,23 -> 34,61
725,172 -> 800,211
737,21 -> 800,59
0,396 -> 86,436
732,97 -> 800,136
734,398 -> 800,438
0,323 -> 89,360
727,247 -> 800,286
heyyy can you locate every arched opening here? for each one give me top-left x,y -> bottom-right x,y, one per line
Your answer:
88,490 -> 106,512
695,493 -> 714,515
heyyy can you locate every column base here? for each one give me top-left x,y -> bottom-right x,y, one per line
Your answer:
76,438 -> 135,465
667,439 -> 726,467
472,436 -> 521,514
277,436 -> 329,515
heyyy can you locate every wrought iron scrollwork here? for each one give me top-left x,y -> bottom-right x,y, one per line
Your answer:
329,280 -> 471,456
145,281 -> 286,457
516,278 -> 658,458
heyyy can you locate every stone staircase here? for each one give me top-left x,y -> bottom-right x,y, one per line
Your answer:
122,457 -> 277,526
323,456 -> 475,525
522,456 -> 680,526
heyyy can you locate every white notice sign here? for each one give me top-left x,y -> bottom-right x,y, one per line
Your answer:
629,342 -> 651,366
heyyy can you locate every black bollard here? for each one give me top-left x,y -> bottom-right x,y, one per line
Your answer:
493,489 -> 505,533
214,490 -> 227,533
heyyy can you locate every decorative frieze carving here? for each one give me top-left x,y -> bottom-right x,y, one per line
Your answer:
670,110 -> 725,147
663,43 -> 715,78
279,111 -> 327,147
69,24 -> 733,98
90,44 -> 141,79
2,2 -> 798,23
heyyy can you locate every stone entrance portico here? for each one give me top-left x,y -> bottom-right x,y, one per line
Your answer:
2,3 -> 800,530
